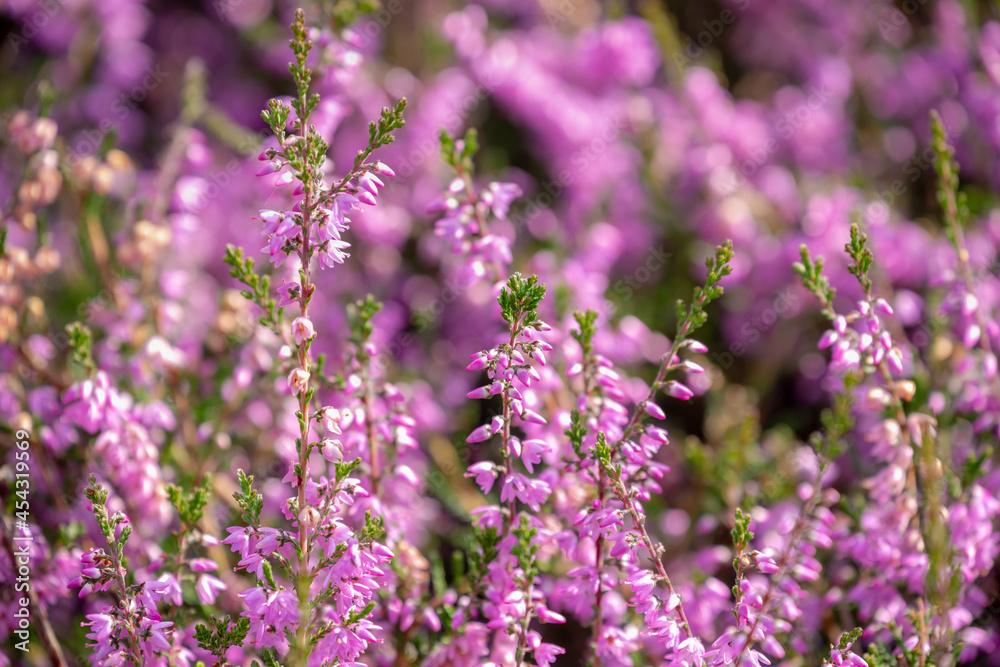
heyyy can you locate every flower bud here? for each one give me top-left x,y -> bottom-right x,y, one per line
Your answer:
753,552 -> 780,574
864,387 -> 890,409
895,380 -> 916,402
467,424 -> 491,443
875,298 -> 894,316
256,161 -> 281,176
644,402 -> 666,420
686,340 -> 708,353
665,381 -> 694,400
373,161 -> 395,177
299,506 -> 321,528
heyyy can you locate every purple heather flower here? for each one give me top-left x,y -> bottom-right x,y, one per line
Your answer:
196,574 -> 227,605
465,461 -> 498,493
483,181 -> 521,220
500,474 -> 551,511
664,381 -> 694,400
644,401 -> 666,420
467,423 -> 492,443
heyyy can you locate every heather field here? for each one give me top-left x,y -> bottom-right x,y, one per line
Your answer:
3,1 -> 1000,666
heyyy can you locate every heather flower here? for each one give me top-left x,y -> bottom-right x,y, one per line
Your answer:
500,473 -> 551,511
73,477 -> 176,665
278,281 -> 302,307
291,316 -> 316,345
431,130 -> 521,284
288,367 -> 310,394
319,406 -> 343,434
196,574 -> 227,605
11,1 -> 1000,665
466,461 -> 498,493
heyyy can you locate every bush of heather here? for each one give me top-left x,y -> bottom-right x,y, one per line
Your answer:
3,1 -> 1000,666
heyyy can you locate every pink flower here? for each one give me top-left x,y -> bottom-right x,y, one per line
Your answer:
256,161 -> 282,176
533,640 -> 566,666
157,573 -> 183,605
754,552 -> 780,574
287,368 -> 310,394
484,181 -> 521,220
665,381 -> 694,400
467,423 -> 492,443
686,339 -> 708,353
875,298 -> 894,316
189,558 -> 218,573
465,461 -> 497,493
423,607 -> 442,632
319,406 -> 343,434
501,474 -> 551,511
291,316 -> 315,345
624,570 -> 656,601
196,574 -> 226,605
818,330 -> 838,349
644,401 -> 666,420
359,171 -> 384,194
520,439 -> 549,473
675,637 -> 706,665
520,409 -> 547,425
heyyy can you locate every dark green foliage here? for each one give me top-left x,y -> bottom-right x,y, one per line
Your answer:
233,469 -> 263,527
194,616 -> 251,666
674,239 -> 733,333
498,273 -> 547,329
66,321 -> 96,375
440,127 -> 480,175
571,309 -> 598,359
224,244 -> 280,332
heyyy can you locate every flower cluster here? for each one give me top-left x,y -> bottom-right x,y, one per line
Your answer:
5,2 -> 1000,666
70,477 -> 179,666
458,273 -> 566,666
211,11 -> 409,666
429,129 -> 521,285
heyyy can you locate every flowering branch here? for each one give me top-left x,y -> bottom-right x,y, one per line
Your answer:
220,10 -> 405,667
930,110 -> 1000,399
593,241 -> 733,656
71,475 -> 174,666
429,128 -> 521,284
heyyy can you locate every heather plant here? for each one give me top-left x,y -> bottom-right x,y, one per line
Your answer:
5,1 -> 1000,667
